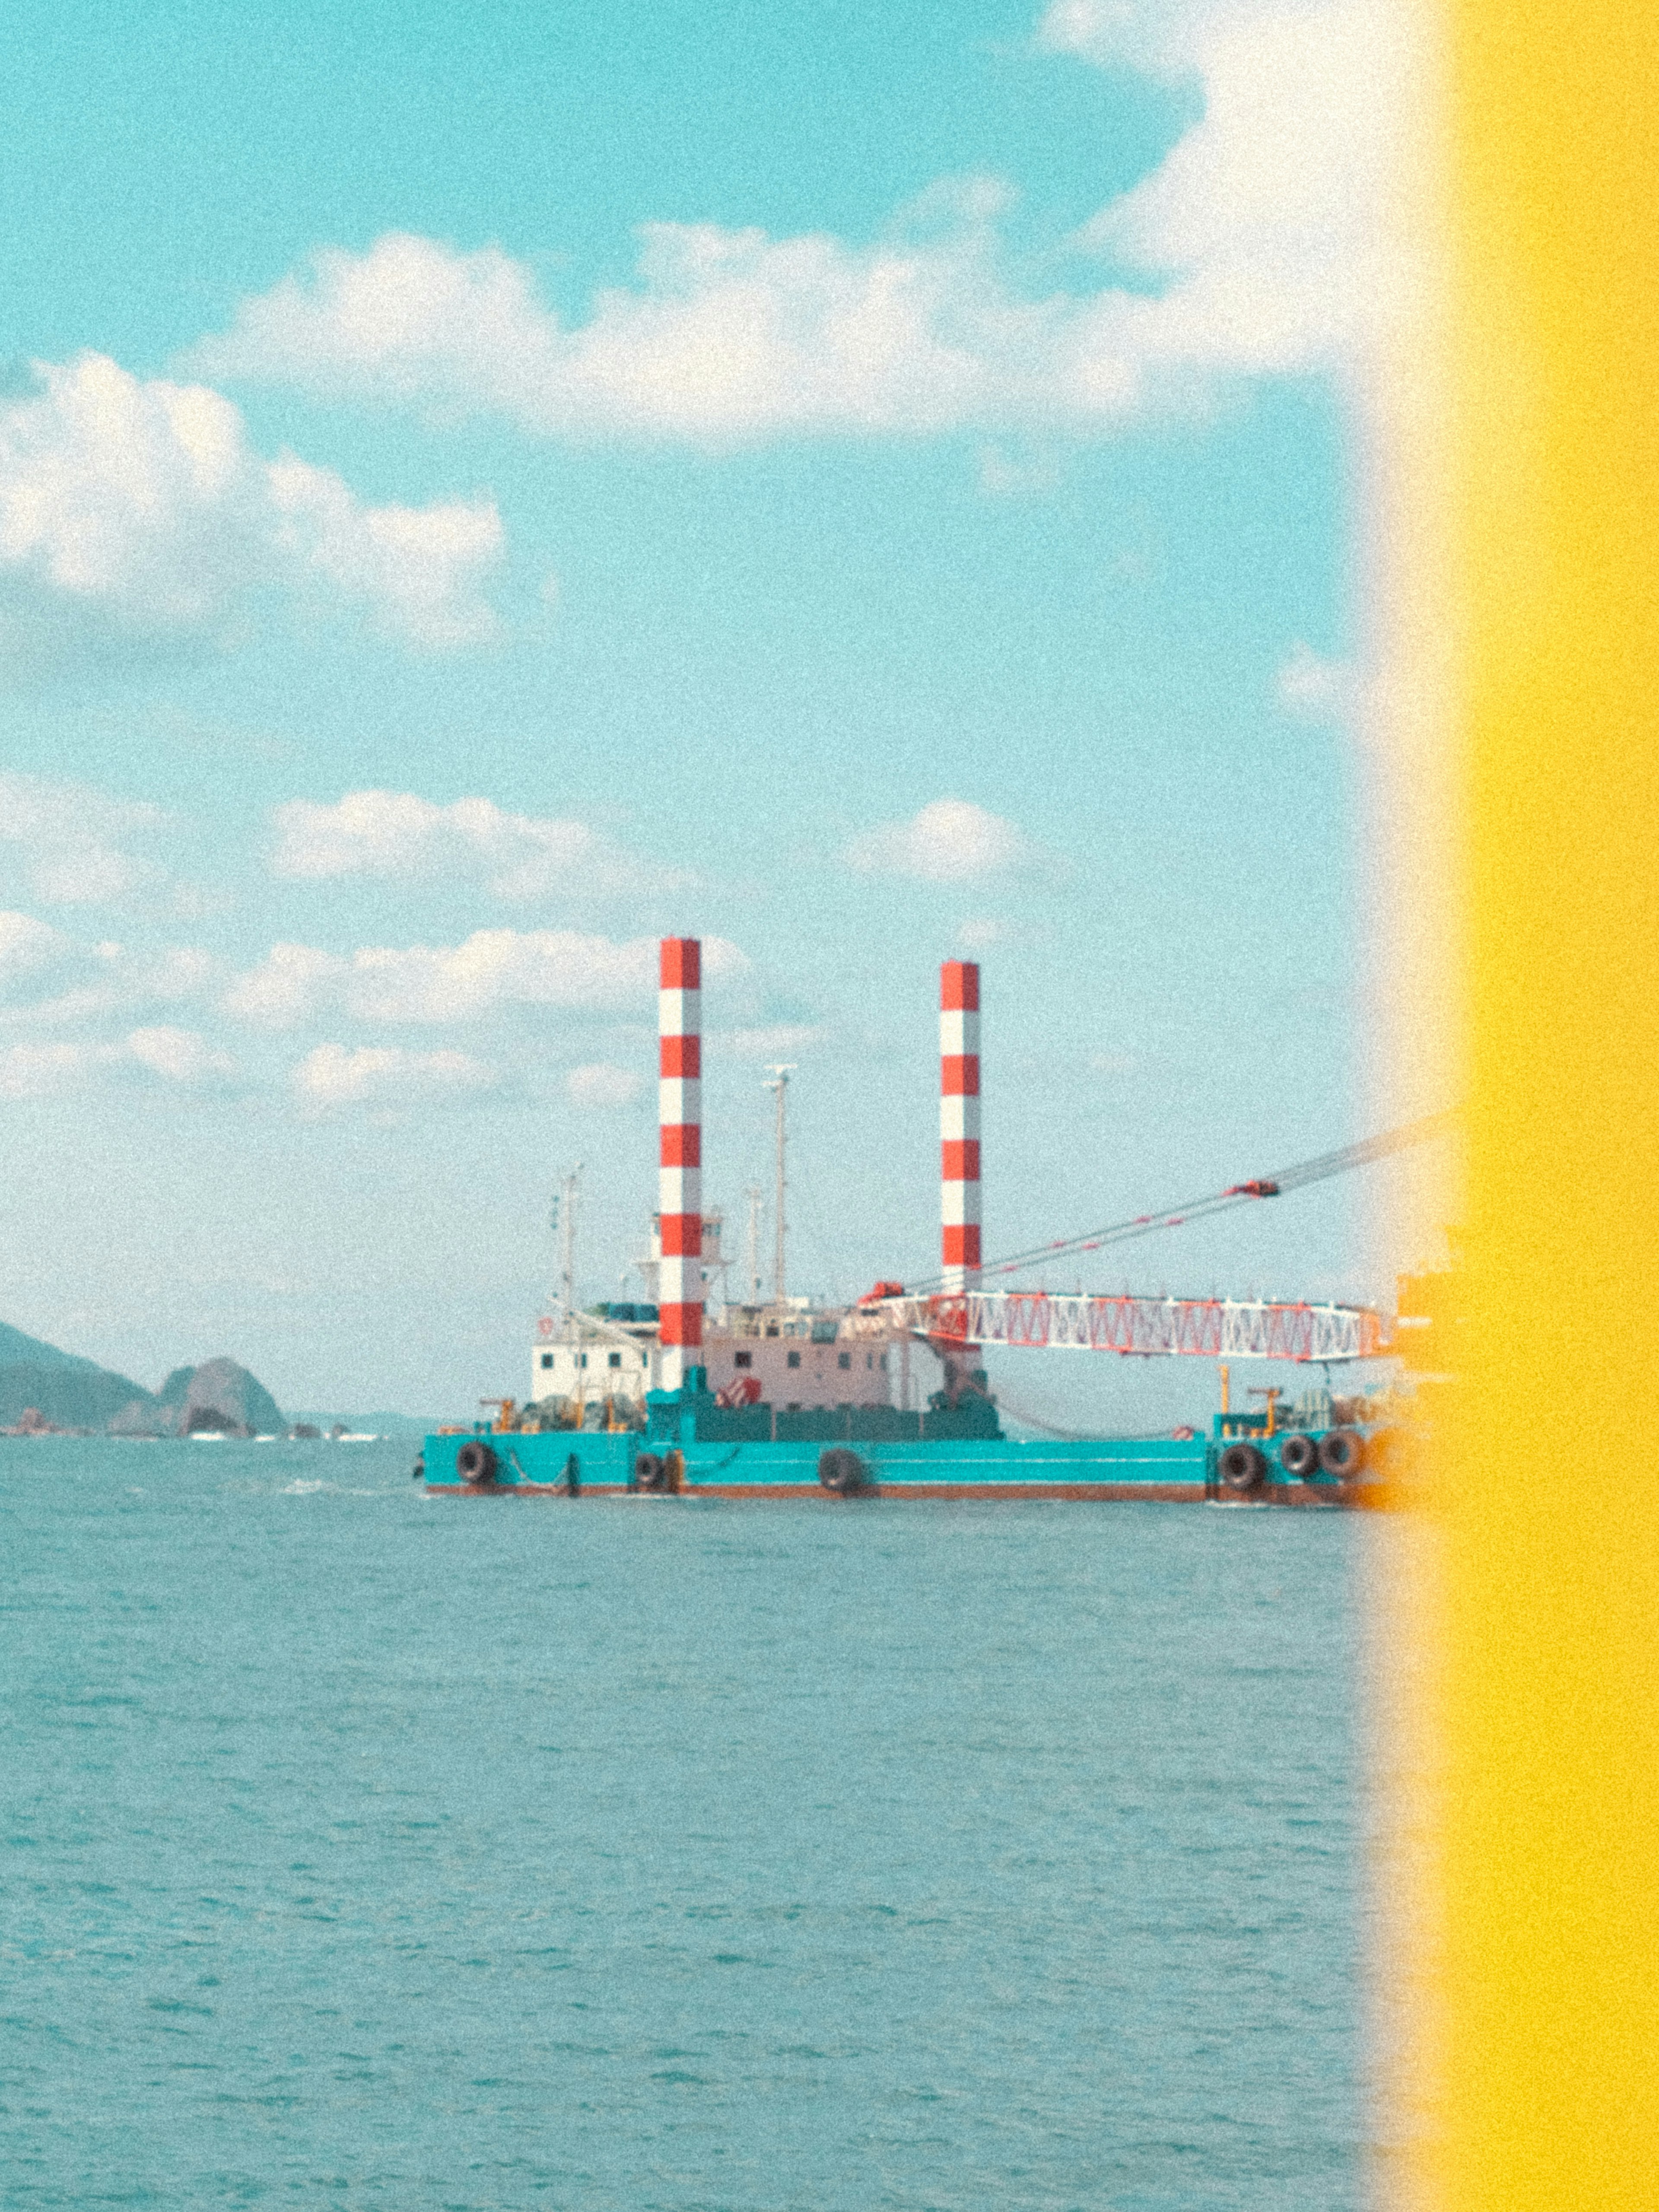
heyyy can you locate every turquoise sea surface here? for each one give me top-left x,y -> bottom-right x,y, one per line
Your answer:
1,1438 -> 1364,2209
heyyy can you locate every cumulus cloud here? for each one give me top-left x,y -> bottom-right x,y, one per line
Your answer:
1054,1 -> 1419,388
0,1026 -> 235,1099
188,8 -> 1416,445
291,1042 -> 498,1108
1276,639 -> 1357,721
124,1024 -> 237,1085
0,909 -> 74,992
845,799 -> 1038,884
218,942 -> 341,1028
224,928 -> 748,1029
0,774 -> 168,906
0,1041 -> 105,1099
0,352 -> 503,652
270,789 -> 690,901
0,914 -> 219,1025
565,1061 -> 645,1108
185,212 -> 1042,442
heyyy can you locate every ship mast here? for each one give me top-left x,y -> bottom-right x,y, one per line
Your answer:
762,1065 -> 795,1308
554,1164 -> 582,1323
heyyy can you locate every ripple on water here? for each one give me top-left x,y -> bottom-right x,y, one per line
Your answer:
0,1435 -> 1366,2209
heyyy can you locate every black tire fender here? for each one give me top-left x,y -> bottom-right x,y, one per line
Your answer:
1318,1427 -> 1365,1477
1278,1432 -> 1319,1481
818,1447 -> 873,1496
456,1438 -> 498,1486
1217,1441 -> 1268,1494
631,1451 -> 666,1493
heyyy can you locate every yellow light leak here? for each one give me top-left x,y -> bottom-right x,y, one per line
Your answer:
1397,4 -> 1659,2204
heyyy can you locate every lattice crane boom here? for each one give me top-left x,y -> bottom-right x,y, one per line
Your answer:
849,1109 -> 1452,1360
855,1290 -> 1385,1363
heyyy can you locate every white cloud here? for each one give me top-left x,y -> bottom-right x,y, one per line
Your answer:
1276,639 -> 1357,721
186,213 -> 1039,441
565,1061 -> 645,1108
189,10 -> 1416,446
270,789 -> 689,901
0,1041 -> 107,1098
218,942 -> 340,1028
225,928 -> 748,1029
267,457 -> 502,648
0,774 -> 166,906
124,1025 -> 237,1085
0,352 -> 503,651
0,909 -> 74,991
0,1025 -> 235,1098
1058,2 -> 1418,388
0,916 -> 220,1025
1038,0 -> 1228,74
292,1042 -> 498,1108
845,799 -> 1037,883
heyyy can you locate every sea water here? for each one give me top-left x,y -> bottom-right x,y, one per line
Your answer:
1,1438 -> 1365,2210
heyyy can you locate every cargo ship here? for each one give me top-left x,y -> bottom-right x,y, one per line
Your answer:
423,941 -> 1397,1504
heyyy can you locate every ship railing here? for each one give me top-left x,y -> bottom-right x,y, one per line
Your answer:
535,1309 -> 663,1354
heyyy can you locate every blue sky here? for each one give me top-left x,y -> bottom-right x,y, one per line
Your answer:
0,0 -> 1439,1418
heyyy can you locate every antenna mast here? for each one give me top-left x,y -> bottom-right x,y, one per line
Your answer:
744,1183 -> 763,1305
762,1066 -> 795,1307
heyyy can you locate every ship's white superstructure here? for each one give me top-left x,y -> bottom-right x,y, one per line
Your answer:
530,1307 -> 661,1408
528,1207 -> 913,1417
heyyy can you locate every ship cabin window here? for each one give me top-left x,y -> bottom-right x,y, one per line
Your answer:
764,1325 -> 779,1338
880,1353 -> 889,1370
838,1351 -> 851,1369
578,1353 -> 588,1369
786,1402 -> 801,1413
865,1354 -> 873,1370
608,1352 -> 622,1370
734,1351 -> 752,1369
786,1350 -> 801,1369
540,1353 -> 553,1370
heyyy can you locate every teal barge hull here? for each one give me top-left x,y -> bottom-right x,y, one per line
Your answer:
424,1426 -> 1211,1499
421,1421 -> 1357,1504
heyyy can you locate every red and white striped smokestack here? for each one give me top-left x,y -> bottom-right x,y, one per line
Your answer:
940,960 -> 981,1292
658,937 -> 702,1391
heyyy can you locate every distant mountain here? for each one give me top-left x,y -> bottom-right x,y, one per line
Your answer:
0,1321 -> 156,1430
0,1325 -> 286,1437
0,1361 -> 156,1434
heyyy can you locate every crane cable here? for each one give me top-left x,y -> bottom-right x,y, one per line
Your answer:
902,1108 -> 1457,1297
